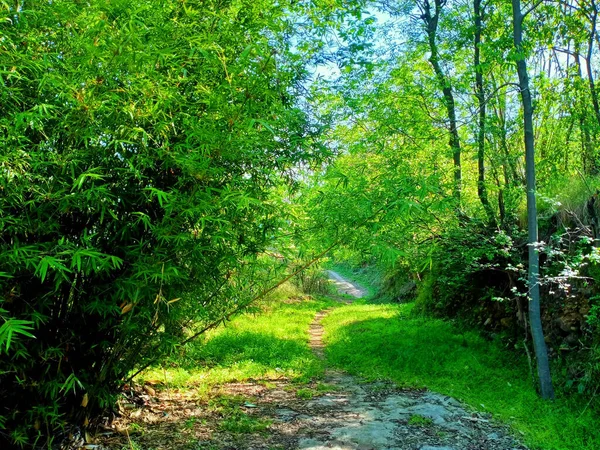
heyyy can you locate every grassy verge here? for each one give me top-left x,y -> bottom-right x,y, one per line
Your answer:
138,284 -> 336,395
322,302 -> 599,450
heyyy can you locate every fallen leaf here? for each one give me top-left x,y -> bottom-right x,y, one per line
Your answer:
144,385 -> 156,396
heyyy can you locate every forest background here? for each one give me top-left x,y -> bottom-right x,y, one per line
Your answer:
2,0 -> 600,447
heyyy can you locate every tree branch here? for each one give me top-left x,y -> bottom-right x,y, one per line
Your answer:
522,0 -> 545,21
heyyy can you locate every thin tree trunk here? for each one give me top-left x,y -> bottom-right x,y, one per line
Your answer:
586,2 -> 600,130
487,146 -> 506,224
511,0 -> 555,400
574,49 -> 596,173
420,0 -> 462,204
491,73 -> 521,184
474,0 -> 495,225
584,2 -> 600,172
564,115 -> 574,172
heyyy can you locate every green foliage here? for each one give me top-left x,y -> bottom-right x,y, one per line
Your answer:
408,415 -> 434,427
414,222 -> 526,320
0,0 -> 323,445
295,388 -> 315,399
0,309 -> 35,352
291,262 -> 335,296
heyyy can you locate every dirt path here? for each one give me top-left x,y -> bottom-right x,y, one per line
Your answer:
326,270 -> 367,298
98,272 -> 527,450
295,271 -> 527,450
309,308 -> 334,359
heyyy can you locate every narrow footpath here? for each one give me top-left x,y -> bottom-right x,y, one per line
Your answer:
295,271 -> 527,450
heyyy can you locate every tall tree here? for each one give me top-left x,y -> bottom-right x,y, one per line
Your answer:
473,0 -> 496,224
418,0 -> 462,204
511,0 -> 555,400
0,0 -> 320,444
584,0 -> 600,130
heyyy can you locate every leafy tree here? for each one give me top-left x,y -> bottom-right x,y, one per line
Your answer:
300,0 -> 600,402
418,0 -> 463,205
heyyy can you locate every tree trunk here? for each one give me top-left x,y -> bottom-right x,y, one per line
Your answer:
511,0 -> 555,400
570,45 -> 596,174
474,0 -> 495,225
491,73 -> 521,185
584,3 -> 600,172
586,3 -> 600,130
420,0 -> 462,205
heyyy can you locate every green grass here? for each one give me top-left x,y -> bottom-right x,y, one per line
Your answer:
219,410 -> 272,434
322,303 -> 600,450
408,414 -> 434,427
138,285 -> 336,393
295,388 -> 315,399
135,280 -> 599,450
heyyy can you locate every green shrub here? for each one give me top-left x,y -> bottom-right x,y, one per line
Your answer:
415,222 -> 526,324
292,264 -> 335,295
415,207 -> 600,403
0,0 -> 319,445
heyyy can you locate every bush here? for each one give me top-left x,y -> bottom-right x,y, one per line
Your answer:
292,264 -> 334,295
415,222 -> 526,325
0,0 -> 318,446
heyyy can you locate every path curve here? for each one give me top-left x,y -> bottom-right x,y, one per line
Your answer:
327,270 -> 366,298
299,271 -> 526,450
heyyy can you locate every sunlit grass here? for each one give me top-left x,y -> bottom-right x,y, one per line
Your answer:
322,303 -> 599,450
135,275 -> 599,450
137,284 -> 336,395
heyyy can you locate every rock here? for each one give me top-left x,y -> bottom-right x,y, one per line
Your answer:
275,408 -> 298,422
381,394 -> 417,410
307,395 -> 350,408
422,392 -> 461,408
331,420 -> 399,448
